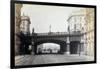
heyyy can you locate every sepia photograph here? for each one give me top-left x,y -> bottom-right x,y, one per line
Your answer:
11,0 -> 96,68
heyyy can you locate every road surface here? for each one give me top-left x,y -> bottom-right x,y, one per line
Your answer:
15,54 -> 94,66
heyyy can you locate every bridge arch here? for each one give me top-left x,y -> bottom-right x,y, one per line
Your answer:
33,39 -> 67,54
37,43 -> 60,54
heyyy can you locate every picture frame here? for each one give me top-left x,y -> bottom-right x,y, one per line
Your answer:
11,0 -> 96,68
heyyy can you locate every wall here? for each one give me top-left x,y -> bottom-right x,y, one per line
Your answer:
15,4 -> 23,55
0,0 -> 99,69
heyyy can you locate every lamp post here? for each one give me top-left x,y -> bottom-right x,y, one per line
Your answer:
49,25 -> 51,33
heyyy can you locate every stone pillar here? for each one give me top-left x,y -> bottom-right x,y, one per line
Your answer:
78,41 -> 84,56
65,37 -> 70,55
84,42 -> 87,55
78,43 -> 81,56
80,35 -> 85,55
80,43 -> 85,55
66,44 -> 70,55
31,41 -> 34,55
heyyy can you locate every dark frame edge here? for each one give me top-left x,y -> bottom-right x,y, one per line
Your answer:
14,61 -> 96,68
94,6 -> 97,63
10,1 -> 15,69
13,0 -> 96,8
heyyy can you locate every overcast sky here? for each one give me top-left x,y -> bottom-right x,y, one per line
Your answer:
21,4 -> 82,33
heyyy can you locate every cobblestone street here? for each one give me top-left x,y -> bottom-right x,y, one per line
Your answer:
15,54 -> 94,66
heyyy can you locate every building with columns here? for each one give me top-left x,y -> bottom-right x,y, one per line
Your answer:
67,9 -> 87,55
67,8 -> 95,56
67,9 -> 86,33
15,4 -> 23,55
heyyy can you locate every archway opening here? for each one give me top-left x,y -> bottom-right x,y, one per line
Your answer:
70,41 -> 80,54
37,43 -> 60,54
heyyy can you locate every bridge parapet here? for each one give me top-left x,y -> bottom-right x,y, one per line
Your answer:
32,32 -> 84,43
36,32 -> 68,36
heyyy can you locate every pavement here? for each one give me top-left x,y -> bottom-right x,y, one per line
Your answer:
15,54 -> 94,66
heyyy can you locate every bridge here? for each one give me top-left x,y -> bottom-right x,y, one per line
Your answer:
32,31 -> 85,55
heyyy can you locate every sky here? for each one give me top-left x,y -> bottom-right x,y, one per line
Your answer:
21,4 -> 82,33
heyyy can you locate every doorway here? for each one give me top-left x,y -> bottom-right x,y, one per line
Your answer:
70,41 -> 80,54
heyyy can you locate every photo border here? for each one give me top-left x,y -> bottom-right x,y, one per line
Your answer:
10,0 -> 97,68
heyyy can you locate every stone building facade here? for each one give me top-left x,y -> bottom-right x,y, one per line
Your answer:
20,15 -> 31,34
67,10 -> 86,55
19,15 -> 31,54
67,8 -> 95,56
15,4 -> 23,55
85,8 -> 94,56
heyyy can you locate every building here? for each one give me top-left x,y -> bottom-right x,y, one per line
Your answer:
67,9 -> 86,55
67,9 -> 86,33
85,8 -> 94,56
67,8 -> 95,56
20,15 -> 31,34
15,4 -> 23,55
19,15 -> 31,54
